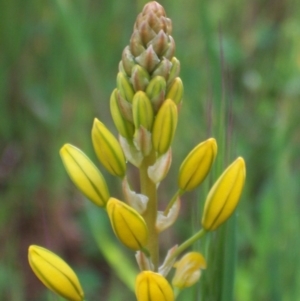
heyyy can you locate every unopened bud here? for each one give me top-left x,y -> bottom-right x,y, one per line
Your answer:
202,157 -> 246,231
60,144 -> 110,207
122,46 -> 136,76
117,72 -> 135,103
152,58 -> 172,79
146,75 -> 166,111
131,65 -> 150,92
151,29 -> 169,56
107,197 -> 148,251
135,45 -> 160,73
178,138 -> 217,191
110,89 -> 135,139
135,271 -> 174,301
167,57 -> 181,85
152,99 -> 178,155
166,77 -> 183,105
132,91 -> 154,131
28,245 -> 84,301
92,118 -> 126,177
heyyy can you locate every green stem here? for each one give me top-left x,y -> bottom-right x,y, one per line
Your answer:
140,149 -> 159,270
163,189 -> 183,216
166,228 -> 207,266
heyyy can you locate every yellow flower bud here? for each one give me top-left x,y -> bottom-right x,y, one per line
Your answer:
152,99 -> 178,155
202,157 -> 246,231
28,245 -> 84,301
178,138 -> 217,191
172,252 -> 206,289
110,89 -> 135,139
117,72 -> 134,103
92,118 -> 126,177
135,271 -> 174,301
106,197 -> 148,251
132,91 -> 154,131
166,77 -> 183,105
60,144 -> 110,207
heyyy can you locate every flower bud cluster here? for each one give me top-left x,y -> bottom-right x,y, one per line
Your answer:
28,2 -> 246,301
111,1 -> 183,162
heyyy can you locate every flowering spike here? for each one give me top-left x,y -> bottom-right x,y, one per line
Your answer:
110,89 -> 135,139
92,118 -> 126,177
172,252 -> 206,289
28,245 -> 84,301
60,144 -> 110,207
106,197 -> 148,251
202,157 -> 246,231
152,98 -> 178,155
178,138 -> 217,191
135,271 -> 174,301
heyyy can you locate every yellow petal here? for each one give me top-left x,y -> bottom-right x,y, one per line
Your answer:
178,138 -> 217,191
28,245 -> 84,301
172,252 -> 206,289
202,157 -> 246,231
92,118 -> 126,177
135,271 -> 174,301
106,198 -> 148,251
60,144 -> 110,207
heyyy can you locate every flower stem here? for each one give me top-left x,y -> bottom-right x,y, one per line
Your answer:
164,189 -> 183,216
167,228 -> 207,266
140,149 -> 159,270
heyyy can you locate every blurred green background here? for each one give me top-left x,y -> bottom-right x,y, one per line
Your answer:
1,0 -> 300,300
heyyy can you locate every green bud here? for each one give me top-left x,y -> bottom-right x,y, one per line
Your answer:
152,58 -> 172,79
138,20 -> 156,45
117,72 -> 135,103
136,45 -> 160,73
151,29 -> 169,56
131,65 -> 150,92
110,89 -> 135,139
92,118 -> 126,177
166,77 -> 183,104
130,30 -> 145,57
122,46 -> 136,76
146,75 -> 166,112
132,91 -> 154,131
167,57 -> 180,85
162,36 -> 175,60
152,99 -> 178,155
116,91 -> 134,122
